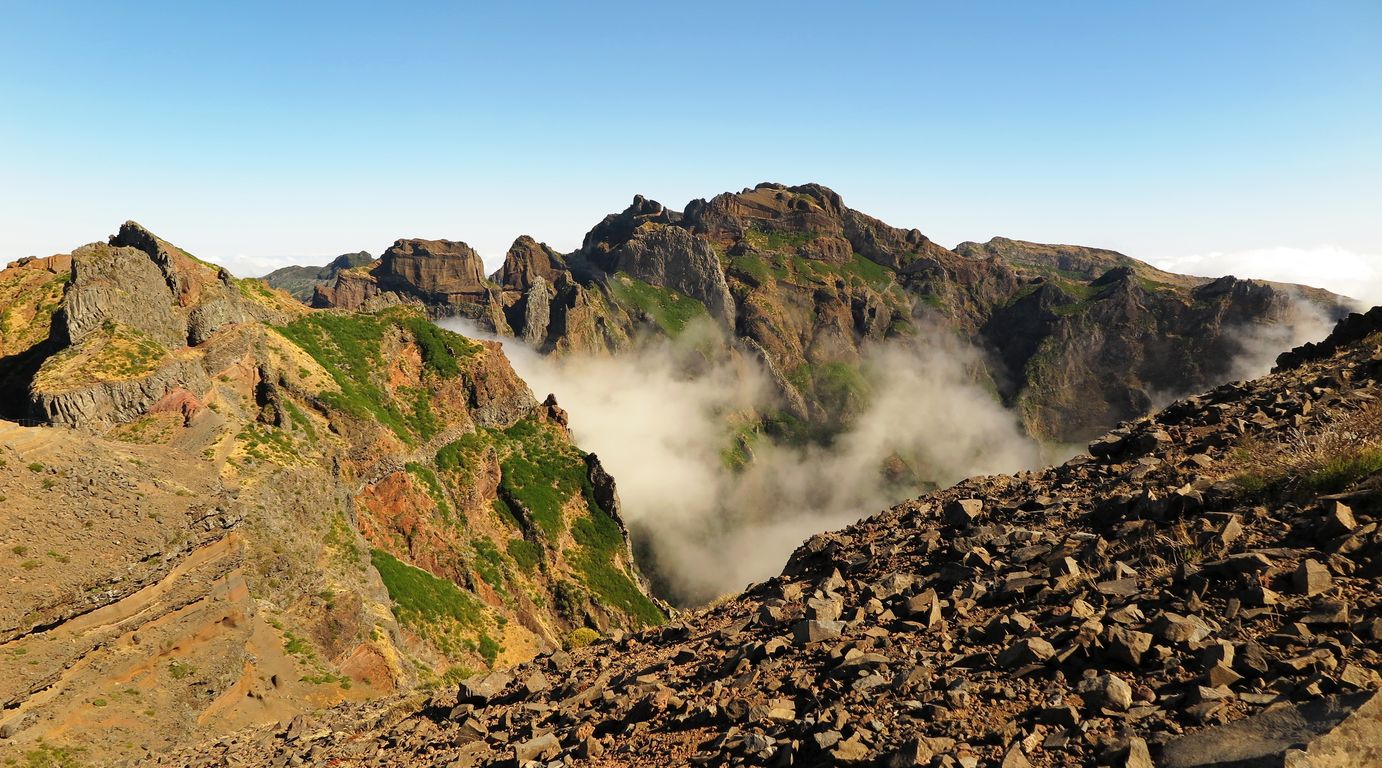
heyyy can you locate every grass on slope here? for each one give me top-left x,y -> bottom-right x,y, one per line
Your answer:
0,269 -> 68,357
406,462 -> 452,522
1231,398 -> 1382,498
432,418 -> 664,626
273,310 -> 476,444
32,320 -> 168,392
608,274 -> 708,336
370,548 -> 495,659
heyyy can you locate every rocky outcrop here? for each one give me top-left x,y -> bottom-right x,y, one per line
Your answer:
63,241 -> 188,347
1277,305 -> 1382,371
600,221 -> 735,329
35,355 -> 210,427
0,226 -> 661,764
12,222 -> 296,427
495,236 -> 565,293
377,238 -> 488,301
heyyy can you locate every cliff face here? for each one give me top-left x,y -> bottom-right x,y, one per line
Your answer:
149,307 -> 1382,768
0,225 -> 661,764
311,238 -> 492,312
309,182 -> 1348,446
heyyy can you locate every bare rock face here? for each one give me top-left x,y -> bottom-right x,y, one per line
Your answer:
311,181 -> 1349,445
496,236 -> 565,293
34,355 -> 211,426
260,250 -> 373,301
1161,691 -> 1382,768
603,221 -> 735,329
63,241 -> 187,348
521,275 -> 552,346
376,238 -> 488,302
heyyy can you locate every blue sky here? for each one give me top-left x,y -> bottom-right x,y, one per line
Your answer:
2,1 -> 1379,298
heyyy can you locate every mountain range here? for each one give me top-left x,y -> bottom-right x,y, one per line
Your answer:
0,185 -> 1376,766
291,182 -> 1349,445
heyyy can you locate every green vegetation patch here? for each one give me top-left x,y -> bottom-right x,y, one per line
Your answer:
471,537 -> 507,593
236,423 -> 300,465
0,270 -> 69,357
18,740 -> 88,768
273,311 -> 454,444
743,225 -> 821,253
494,419 -> 591,538
569,509 -> 664,626
1302,448 -> 1382,493
400,315 -> 480,377
370,548 -> 495,659
505,539 -> 540,574
33,320 -> 168,393
607,273 -> 709,336
787,361 -> 871,423
371,548 -> 484,628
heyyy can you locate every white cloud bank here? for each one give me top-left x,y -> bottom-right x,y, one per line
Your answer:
441,319 -> 1045,605
1148,246 -> 1382,310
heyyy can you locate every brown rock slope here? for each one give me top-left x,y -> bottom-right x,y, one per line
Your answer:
312,182 -> 1350,446
152,307 -> 1382,767
0,225 -> 661,765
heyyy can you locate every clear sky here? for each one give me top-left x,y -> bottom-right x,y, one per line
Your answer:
3,1 -> 1379,300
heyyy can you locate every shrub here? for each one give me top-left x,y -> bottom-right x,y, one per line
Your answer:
565,627 -> 600,650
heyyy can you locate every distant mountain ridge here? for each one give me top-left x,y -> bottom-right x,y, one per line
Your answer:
260,250 -> 372,301
302,181 -> 1352,445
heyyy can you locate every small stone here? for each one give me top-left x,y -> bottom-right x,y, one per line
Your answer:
944,499 -> 984,528
1052,557 -> 1081,578
807,594 -> 844,622
1293,559 -> 1332,596
457,671 -> 511,704
1206,662 -> 1243,688
1078,673 -> 1133,712
1324,502 -> 1357,536
793,620 -> 844,644
1108,627 -> 1154,666
523,671 -> 550,695
1152,612 -> 1212,644
513,732 -> 561,763
1001,743 -> 1033,768
998,637 -> 1056,668
1301,601 -> 1350,625
1124,737 -> 1154,768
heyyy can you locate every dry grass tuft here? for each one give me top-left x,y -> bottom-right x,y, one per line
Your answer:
1229,398 -> 1382,498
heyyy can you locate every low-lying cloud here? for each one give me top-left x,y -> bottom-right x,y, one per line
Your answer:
443,318 -> 1044,605
1149,246 -> 1382,310
1223,292 -> 1337,382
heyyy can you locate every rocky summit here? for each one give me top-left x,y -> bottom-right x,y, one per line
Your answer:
301,182 -> 1349,445
0,225 -> 662,765
141,306 -> 1382,767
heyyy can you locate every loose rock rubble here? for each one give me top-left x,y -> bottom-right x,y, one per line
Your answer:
146,310 -> 1382,767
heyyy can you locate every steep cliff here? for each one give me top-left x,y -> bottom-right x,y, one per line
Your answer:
0,225 -> 660,765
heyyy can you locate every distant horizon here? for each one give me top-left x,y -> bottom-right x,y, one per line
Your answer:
3,2 -> 1378,302
9,180 -> 1379,308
